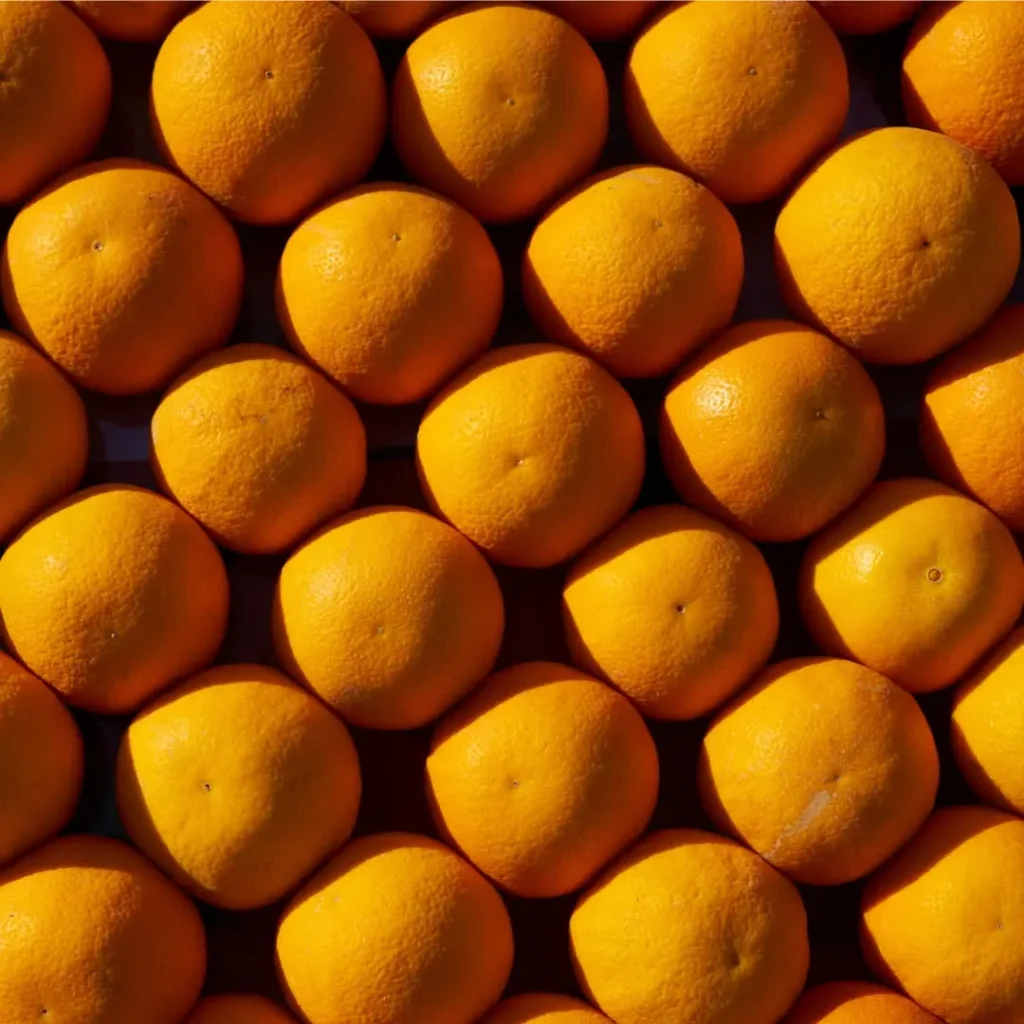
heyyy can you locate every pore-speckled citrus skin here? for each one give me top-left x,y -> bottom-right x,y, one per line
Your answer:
784,981 -> 942,1024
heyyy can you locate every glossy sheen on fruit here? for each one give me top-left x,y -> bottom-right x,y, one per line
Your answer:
523,165 -> 743,378
151,1 -> 386,224
2,159 -> 243,395
417,344 -> 644,567
784,982 -> 942,1024
427,662 -> 659,898
546,2 -> 655,40
814,1 -> 921,34
393,4 -> 608,222
277,833 -> 513,1024
0,1 -> 110,205
571,829 -> 809,1024
151,343 -> 367,554
69,0 -> 190,41
801,478 -> 1024,693
626,1 -> 848,204
563,505 -> 779,720
278,183 -> 503,405
776,127 -> 1020,364
274,506 -> 504,730
699,658 -> 939,886
862,806 -> 1024,1024
0,836 -> 206,1024
341,1 -> 451,38
481,993 -> 612,1024
117,664 -> 361,910
0,484 -> 229,714
185,994 -> 300,1024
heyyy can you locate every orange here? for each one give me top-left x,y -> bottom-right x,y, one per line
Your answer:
562,505 -> 779,721
626,1 -> 848,204
276,832 -> 513,1024
2,159 -> 243,395
69,1 -> 190,41
117,663 -> 361,911
341,1 -> 452,38
522,165 -> 743,378
800,478 -> 1024,693
784,982 -> 942,1024
278,183 -> 503,405
274,506 -> 504,730
417,343 -> 645,567
0,329 -> 87,541
151,1 -> 386,225
0,484 -> 229,714
151,343 -> 367,554
570,829 -> 809,1024
660,320 -> 886,542
0,1 -> 110,205
862,806 -> 1024,1024
482,994 -> 612,1023
0,835 -> 206,1024
185,995 -> 299,1024
392,4 -> 608,223
698,657 -> 939,886
775,126 -> 1020,365
903,2 -> 1024,185
813,2 -> 921,35
545,2 -> 655,40
427,661 -> 659,898
0,652 -> 82,868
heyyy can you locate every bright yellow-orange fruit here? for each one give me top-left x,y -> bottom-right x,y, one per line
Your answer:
274,506 -> 504,730
563,505 -> 779,721
393,4 -> 608,223
417,343 -> 644,567
814,1 -> 921,35
341,1 -> 451,38
546,2 -> 655,40
2,159 -> 243,395
784,982 -> 942,1024
571,829 -> 810,1024
185,995 -> 299,1024
699,657 -> 939,886
0,484 -> 229,714
278,184 -> 503,405
481,994 -> 612,1024
776,127 -> 1020,364
0,835 -> 206,1024
522,165 -> 743,378
151,343 -> 367,554
277,833 -> 513,1024
661,320 -> 886,542
0,1 -> 110,205
862,806 -> 1024,1024
70,1 -> 190,41
626,1 -> 848,204
151,1 -> 386,224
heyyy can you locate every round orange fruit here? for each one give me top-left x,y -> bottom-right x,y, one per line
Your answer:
482,994 -> 611,1024
784,981 -> 942,1024
814,2 -> 921,35
341,1 -> 451,38
185,995 -> 299,1024
69,0 -> 190,41
278,183 -> 503,405
546,2 -> 655,40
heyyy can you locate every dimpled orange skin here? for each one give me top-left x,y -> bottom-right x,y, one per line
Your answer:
784,982 -> 942,1024
523,165 -> 743,379
698,657 -> 939,886
775,127 -> 1020,365
545,2 -> 655,40
151,2 -> 386,225
70,1 -> 191,41
563,505 -> 779,721
417,344 -> 645,568
862,806 -> 1024,1024
151,343 -> 367,555
274,506 -> 504,730
571,829 -> 809,1024
481,994 -> 612,1024
276,832 -> 514,1024
185,994 -> 300,1024
0,484 -> 229,715
1,159 -> 243,396
341,1 -> 452,38
661,320 -> 886,543
814,2 -> 921,35
0,835 -> 206,1024
0,2 -> 110,206
392,4 -> 609,223
278,184 -> 503,405
626,1 -> 848,205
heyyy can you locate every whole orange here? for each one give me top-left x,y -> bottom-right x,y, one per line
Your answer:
775,126 -> 1020,364
0,835 -> 206,1024
185,995 -> 299,1024
814,2 -> 921,34
278,184 -> 503,405
482,994 -> 611,1024
800,478 -> 1024,693
2,159 -> 243,395
341,1 -> 452,38
417,343 -> 645,568
0,484 -> 229,714
545,2 -> 655,40
392,4 -> 608,223
69,1 -> 190,41
274,506 -> 504,730
151,343 -> 367,554
660,320 -> 886,542
151,1 -> 386,224
626,1 -> 848,204
276,832 -> 513,1024
784,982 -> 942,1024
523,165 -> 743,378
